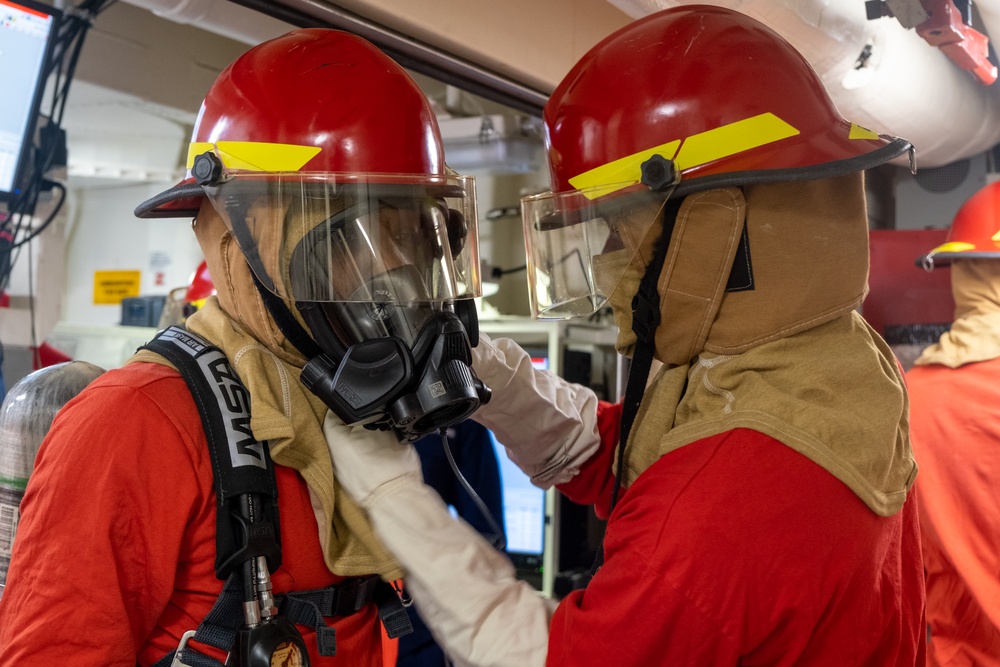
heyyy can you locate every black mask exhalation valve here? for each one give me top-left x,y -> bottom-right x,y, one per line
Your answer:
300,309 -> 491,442
386,314 -> 489,437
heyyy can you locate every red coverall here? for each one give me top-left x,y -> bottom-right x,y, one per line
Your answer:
908,358 -> 1000,667
0,363 -> 385,666
547,402 -> 927,666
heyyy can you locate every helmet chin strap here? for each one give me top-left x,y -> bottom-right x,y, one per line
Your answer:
591,197 -> 683,575
248,268 -> 325,361
219,196 -> 325,362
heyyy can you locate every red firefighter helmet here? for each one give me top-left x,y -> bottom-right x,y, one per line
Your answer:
542,5 -> 911,200
134,27 -> 482,384
521,5 -> 912,319
918,180 -> 1000,270
135,28 -> 447,219
135,28 -> 480,310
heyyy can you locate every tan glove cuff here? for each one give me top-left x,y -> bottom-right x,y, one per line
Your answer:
471,333 -> 602,487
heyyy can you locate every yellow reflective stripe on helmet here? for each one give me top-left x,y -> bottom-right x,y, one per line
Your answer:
186,141 -> 322,172
848,123 -> 879,140
675,113 -> 799,171
568,112 -> 799,201
568,140 -> 681,200
932,241 -> 976,253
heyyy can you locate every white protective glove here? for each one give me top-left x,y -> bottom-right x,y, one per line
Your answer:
471,332 -> 602,488
324,413 -> 555,667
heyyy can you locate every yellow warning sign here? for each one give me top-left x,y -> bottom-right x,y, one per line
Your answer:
93,270 -> 141,305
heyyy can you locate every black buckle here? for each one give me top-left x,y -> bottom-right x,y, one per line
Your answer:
325,576 -> 379,617
281,577 -> 380,620
216,506 -> 282,579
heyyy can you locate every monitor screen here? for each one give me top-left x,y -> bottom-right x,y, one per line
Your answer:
488,427 -> 546,560
0,0 -> 59,199
525,348 -> 549,372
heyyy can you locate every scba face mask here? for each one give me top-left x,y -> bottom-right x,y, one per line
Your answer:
200,155 -> 490,441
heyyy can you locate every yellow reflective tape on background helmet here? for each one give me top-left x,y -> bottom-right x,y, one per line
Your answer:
186,141 -> 322,172
569,140 -> 681,200
932,241 -> 976,253
568,113 -> 799,201
848,123 -> 879,140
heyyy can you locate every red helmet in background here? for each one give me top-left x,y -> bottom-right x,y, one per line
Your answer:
183,260 -> 215,316
918,180 -> 1000,270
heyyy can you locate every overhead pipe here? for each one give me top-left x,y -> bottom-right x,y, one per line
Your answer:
124,0 -> 549,116
121,0 -> 291,45
606,0 -> 1000,167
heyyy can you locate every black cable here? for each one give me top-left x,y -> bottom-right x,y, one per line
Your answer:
10,182 -> 66,250
439,429 -> 507,551
0,0 -> 114,294
27,240 -> 38,370
489,263 -> 527,279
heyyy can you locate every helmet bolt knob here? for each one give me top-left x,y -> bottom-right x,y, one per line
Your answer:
639,154 -> 678,191
192,152 -> 224,186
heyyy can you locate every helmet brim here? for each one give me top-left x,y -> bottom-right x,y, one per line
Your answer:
134,181 -> 205,219
915,250 -> 1000,270
670,134 -> 913,199
133,176 -> 468,221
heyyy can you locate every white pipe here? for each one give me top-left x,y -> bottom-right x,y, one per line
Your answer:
607,0 -> 1000,167
121,0 -> 291,46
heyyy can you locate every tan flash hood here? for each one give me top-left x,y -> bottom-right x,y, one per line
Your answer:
610,173 -> 869,366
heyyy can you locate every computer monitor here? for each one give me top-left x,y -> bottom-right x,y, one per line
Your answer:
489,429 -> 545,563
527,350 -> 549,372
0,0 -> 60,200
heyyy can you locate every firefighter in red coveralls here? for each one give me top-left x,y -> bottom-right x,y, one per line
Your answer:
0,29 -> 489,665
909,180 -> 1000,667
323,7 -> 928,667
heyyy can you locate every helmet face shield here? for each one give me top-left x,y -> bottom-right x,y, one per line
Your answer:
202,171 -> 481,306
521,185 -> 673,320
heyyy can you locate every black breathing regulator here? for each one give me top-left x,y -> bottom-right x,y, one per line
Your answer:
300,301 -> 491,441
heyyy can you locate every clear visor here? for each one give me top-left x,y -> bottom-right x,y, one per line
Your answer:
521,184 -> 673,320
203,172 -> 480,304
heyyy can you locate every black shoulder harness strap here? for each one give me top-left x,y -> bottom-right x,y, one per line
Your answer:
141,326 -> 411,667
143,325 -> 282,579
